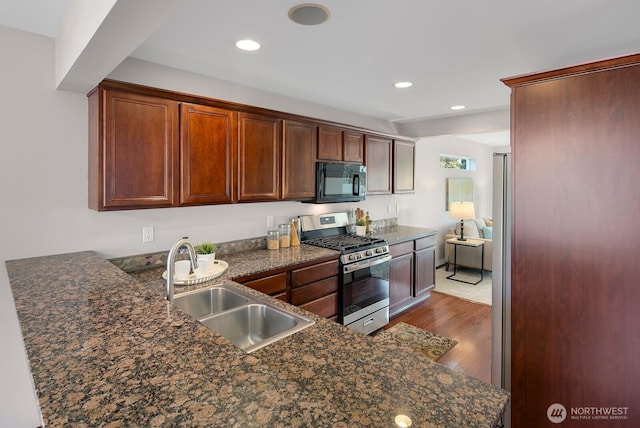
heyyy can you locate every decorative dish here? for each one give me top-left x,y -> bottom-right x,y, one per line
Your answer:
162,260 -> 229,286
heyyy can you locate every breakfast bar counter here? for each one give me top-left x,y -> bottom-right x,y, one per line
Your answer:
6,250 -> 508,427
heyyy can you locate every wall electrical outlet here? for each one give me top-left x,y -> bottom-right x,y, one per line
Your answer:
266,216 -> 274,228
142,226 -> 154,243
396,203 -> 401,213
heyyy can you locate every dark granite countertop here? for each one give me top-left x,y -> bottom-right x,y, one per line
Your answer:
6,234 -> 508,427
370,224 -> 437,244
130,244 -> 340,294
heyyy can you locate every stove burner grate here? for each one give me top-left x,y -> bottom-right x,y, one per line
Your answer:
303,234 -> 386,253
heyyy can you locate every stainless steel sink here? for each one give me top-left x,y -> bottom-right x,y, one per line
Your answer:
173,284 -> 314,353
201,303 -> 313,353
173,286 -> 249,319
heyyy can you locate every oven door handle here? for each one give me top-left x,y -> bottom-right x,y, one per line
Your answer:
343,254 -> 392,273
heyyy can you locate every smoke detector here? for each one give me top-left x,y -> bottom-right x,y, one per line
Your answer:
288,3 -> 331,26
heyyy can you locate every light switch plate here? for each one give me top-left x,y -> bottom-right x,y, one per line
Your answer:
142,226 -> 154,243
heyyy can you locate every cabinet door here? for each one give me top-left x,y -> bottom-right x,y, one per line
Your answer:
291,259 -> 339,287
299,293 -> 338,319
317,125 -> 342,161
291,277 -> 338,305
343,130 -> 364,163
180,103 -> 236,205
414,246 -> 435,297
238,112 -> 281,201
389,252 -> 414,316
239,272 -> 287,296
282,120 -> 317,200
93,90 -> 179,210
365,135 -> 392,194
393,139 -> 415,193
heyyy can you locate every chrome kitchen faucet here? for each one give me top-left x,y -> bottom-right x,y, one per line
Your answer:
166,237 -> 198,303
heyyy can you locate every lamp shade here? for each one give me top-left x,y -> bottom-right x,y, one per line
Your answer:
449,201 -> 476,220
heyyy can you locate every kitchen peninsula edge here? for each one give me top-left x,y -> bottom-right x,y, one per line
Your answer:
6,229 -> 508,427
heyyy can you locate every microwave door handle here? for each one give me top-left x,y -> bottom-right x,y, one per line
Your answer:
353,175 -> 359,196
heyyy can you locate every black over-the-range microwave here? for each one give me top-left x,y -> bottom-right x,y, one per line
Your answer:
311,162 -> 366,204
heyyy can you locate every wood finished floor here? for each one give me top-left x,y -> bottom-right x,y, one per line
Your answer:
385,291 -> 492,383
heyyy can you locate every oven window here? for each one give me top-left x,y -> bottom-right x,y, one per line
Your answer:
342,262 -> 389,316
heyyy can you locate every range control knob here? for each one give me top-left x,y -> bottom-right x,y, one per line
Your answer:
365,250 -> 372,256
348,254 -> 355,261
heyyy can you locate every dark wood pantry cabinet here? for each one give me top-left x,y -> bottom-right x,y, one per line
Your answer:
502,54 -> 640,427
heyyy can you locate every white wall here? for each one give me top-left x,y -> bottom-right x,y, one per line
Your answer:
0,25 -> 495,425
400,135 -> 495,261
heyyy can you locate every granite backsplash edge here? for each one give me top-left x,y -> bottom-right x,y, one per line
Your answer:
110,218 -> 398,273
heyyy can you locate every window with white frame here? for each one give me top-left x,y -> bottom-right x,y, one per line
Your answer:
440,154 -> 476,171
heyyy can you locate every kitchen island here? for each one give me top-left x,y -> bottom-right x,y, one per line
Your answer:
6,243 -> 508,426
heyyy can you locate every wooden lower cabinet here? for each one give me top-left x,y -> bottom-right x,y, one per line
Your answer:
299,293 -> 337,320
291,259 -> 339,320
414,238 -> 435,297
236,257 -> 339,319
389,243 -> 414,315
238,272 -> 287,301
389,236 -> 436,317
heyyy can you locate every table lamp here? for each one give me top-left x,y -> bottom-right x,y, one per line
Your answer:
449,201 -> 476,241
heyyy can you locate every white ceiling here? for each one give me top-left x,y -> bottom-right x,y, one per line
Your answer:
2,0 -> 640,134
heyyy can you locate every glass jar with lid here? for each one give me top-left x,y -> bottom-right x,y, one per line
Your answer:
267,230 -> 279,250
278,223 -> 291,248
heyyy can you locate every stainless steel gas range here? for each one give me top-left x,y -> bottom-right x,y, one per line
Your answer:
300,212 -> 391,335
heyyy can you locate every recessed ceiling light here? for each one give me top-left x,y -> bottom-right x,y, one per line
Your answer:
289,3 -> 331,25
236,39 -> 261,51
450,105 -> 466,110
394,81 -> 413,89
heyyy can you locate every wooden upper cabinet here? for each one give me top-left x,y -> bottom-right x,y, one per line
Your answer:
282,120 -> 317,200
88,80 -> 415,211
317,125 -> 364,163
343,130 -> 364,163
180,103 -> 236,205
365,135 -> 392,195
393,139 -> 415,193
88,89 -> 179,210
317,125 -> 342,161
238,112 -> 282,201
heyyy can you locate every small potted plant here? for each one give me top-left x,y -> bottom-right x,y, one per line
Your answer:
195,242 -> 217,274
355,218 -> 367,236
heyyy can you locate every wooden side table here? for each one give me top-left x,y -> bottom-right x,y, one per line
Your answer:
446,238 -> 484,285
